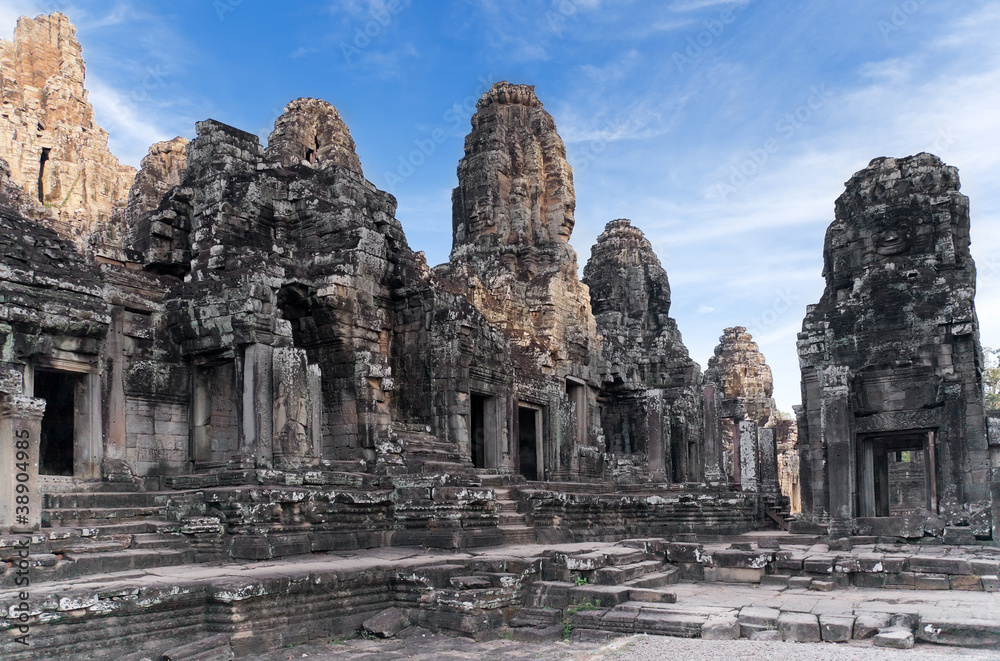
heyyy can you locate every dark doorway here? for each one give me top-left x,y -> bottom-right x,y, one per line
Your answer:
518,406 -> 540,481
36,370 -> 76,476
670,422 -> 685,483
471,393 -> 487,469
38,147 -> 51,203
858,430 -> 936,517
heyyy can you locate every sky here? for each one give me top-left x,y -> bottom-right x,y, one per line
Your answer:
2,0 -> 999,413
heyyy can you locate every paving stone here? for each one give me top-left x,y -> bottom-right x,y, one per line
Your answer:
949,574 -> 982,591
777,611 -> 820,642
701,614 -> 740,640
749,629 -> 783,641
874,627 -> 915,649
787,577 -> 812,590
809,579 -> 835,591
853,613 -> 890,639
819,614 -> 855,642
759,574 -> 789,588
913,573 -> 950,590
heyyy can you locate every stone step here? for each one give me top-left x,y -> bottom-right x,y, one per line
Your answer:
131,532 -> 190,550
43,506 -> 165,525
592,560 -> 662,585
624,568 -> 680,589
0,548 -> 194,586
510,607 -> 562,628
161,633 -> 234,661
500,525 -> 537,545
499,513 -> 526,526
42,490 -> 179,509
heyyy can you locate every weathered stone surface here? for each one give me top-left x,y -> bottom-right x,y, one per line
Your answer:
777,611 -> 820,642
797,153 -> 989,531
874,627 -> 915,649
584,218 -> 704,483
820,614 -> 855,642
701,614 -> 740,640
0,13 -> 135,244
264,97 -> 362,173
362,607 -> 411,638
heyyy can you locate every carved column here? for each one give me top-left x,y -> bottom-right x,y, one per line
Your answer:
821,365 -> 854,531
701,384 -> 724,484
738,420 -> 759,492
0,395 -> 46,531
240,343 -> 273,468
758,427 -> 780,494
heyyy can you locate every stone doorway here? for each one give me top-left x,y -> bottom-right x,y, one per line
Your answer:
469,393 -> 498,469
517,405 -> 543,481
36,369 -> 76,476
858,430 -> 937,517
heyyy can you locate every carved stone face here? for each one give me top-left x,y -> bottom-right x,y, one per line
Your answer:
875,220 -> 912,256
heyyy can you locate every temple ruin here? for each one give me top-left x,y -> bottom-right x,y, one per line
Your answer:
0,12 -> 998,660
795,153 -> 993,538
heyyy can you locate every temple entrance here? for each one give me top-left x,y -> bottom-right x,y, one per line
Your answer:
36,369 -> 77,476
470,393 -> 498,469
857,430 -> 937,517
517,405 -> 543,481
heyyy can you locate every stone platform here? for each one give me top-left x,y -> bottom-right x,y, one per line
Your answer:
2,536 -> 999,659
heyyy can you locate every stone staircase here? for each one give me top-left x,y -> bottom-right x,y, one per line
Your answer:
511,543 -> 682,640
0,490 -> 200,586
483,475 -> 536,545
397,427 -> 471,474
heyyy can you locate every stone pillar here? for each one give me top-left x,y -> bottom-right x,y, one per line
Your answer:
738,420 -> 759,492
821,366 -> 854,528
701,384 -> 724,484
240,343 -> 274,468
645,391 -> 666,481
104,307 -> 127,470
758,427 -> 779,494
0,395 -> 46,532
272,347 -> 315,469
191,369 -> 212,463
307,364 -> 323,460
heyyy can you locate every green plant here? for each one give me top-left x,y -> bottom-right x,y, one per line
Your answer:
499,628 -> 514,640
574,574 -> 589,586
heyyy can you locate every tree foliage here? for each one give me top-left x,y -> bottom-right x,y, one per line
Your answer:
984,347 -> 1000,411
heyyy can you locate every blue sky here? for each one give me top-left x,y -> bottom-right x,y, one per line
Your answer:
3,0 -> 999,413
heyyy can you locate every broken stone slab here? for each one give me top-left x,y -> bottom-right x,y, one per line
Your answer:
915,616 -> 1000,648
777,611 -> 820,642
853,612 -> 890,639
701,614 -> 740,640
809,579 -> 835,592
820,614 -> 855,642
738,605 -> 779,637
874,627 -> 915,649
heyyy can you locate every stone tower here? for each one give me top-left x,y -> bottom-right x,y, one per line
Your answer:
796,153 -> 990,535
0,13 -> 135,243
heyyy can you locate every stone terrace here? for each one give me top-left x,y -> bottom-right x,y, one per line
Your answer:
3,535 -> 999,659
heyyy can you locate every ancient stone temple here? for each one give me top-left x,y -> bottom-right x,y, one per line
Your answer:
795,153 -> 992,537
3,14 -> 999,659
583,218 -> 703,483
